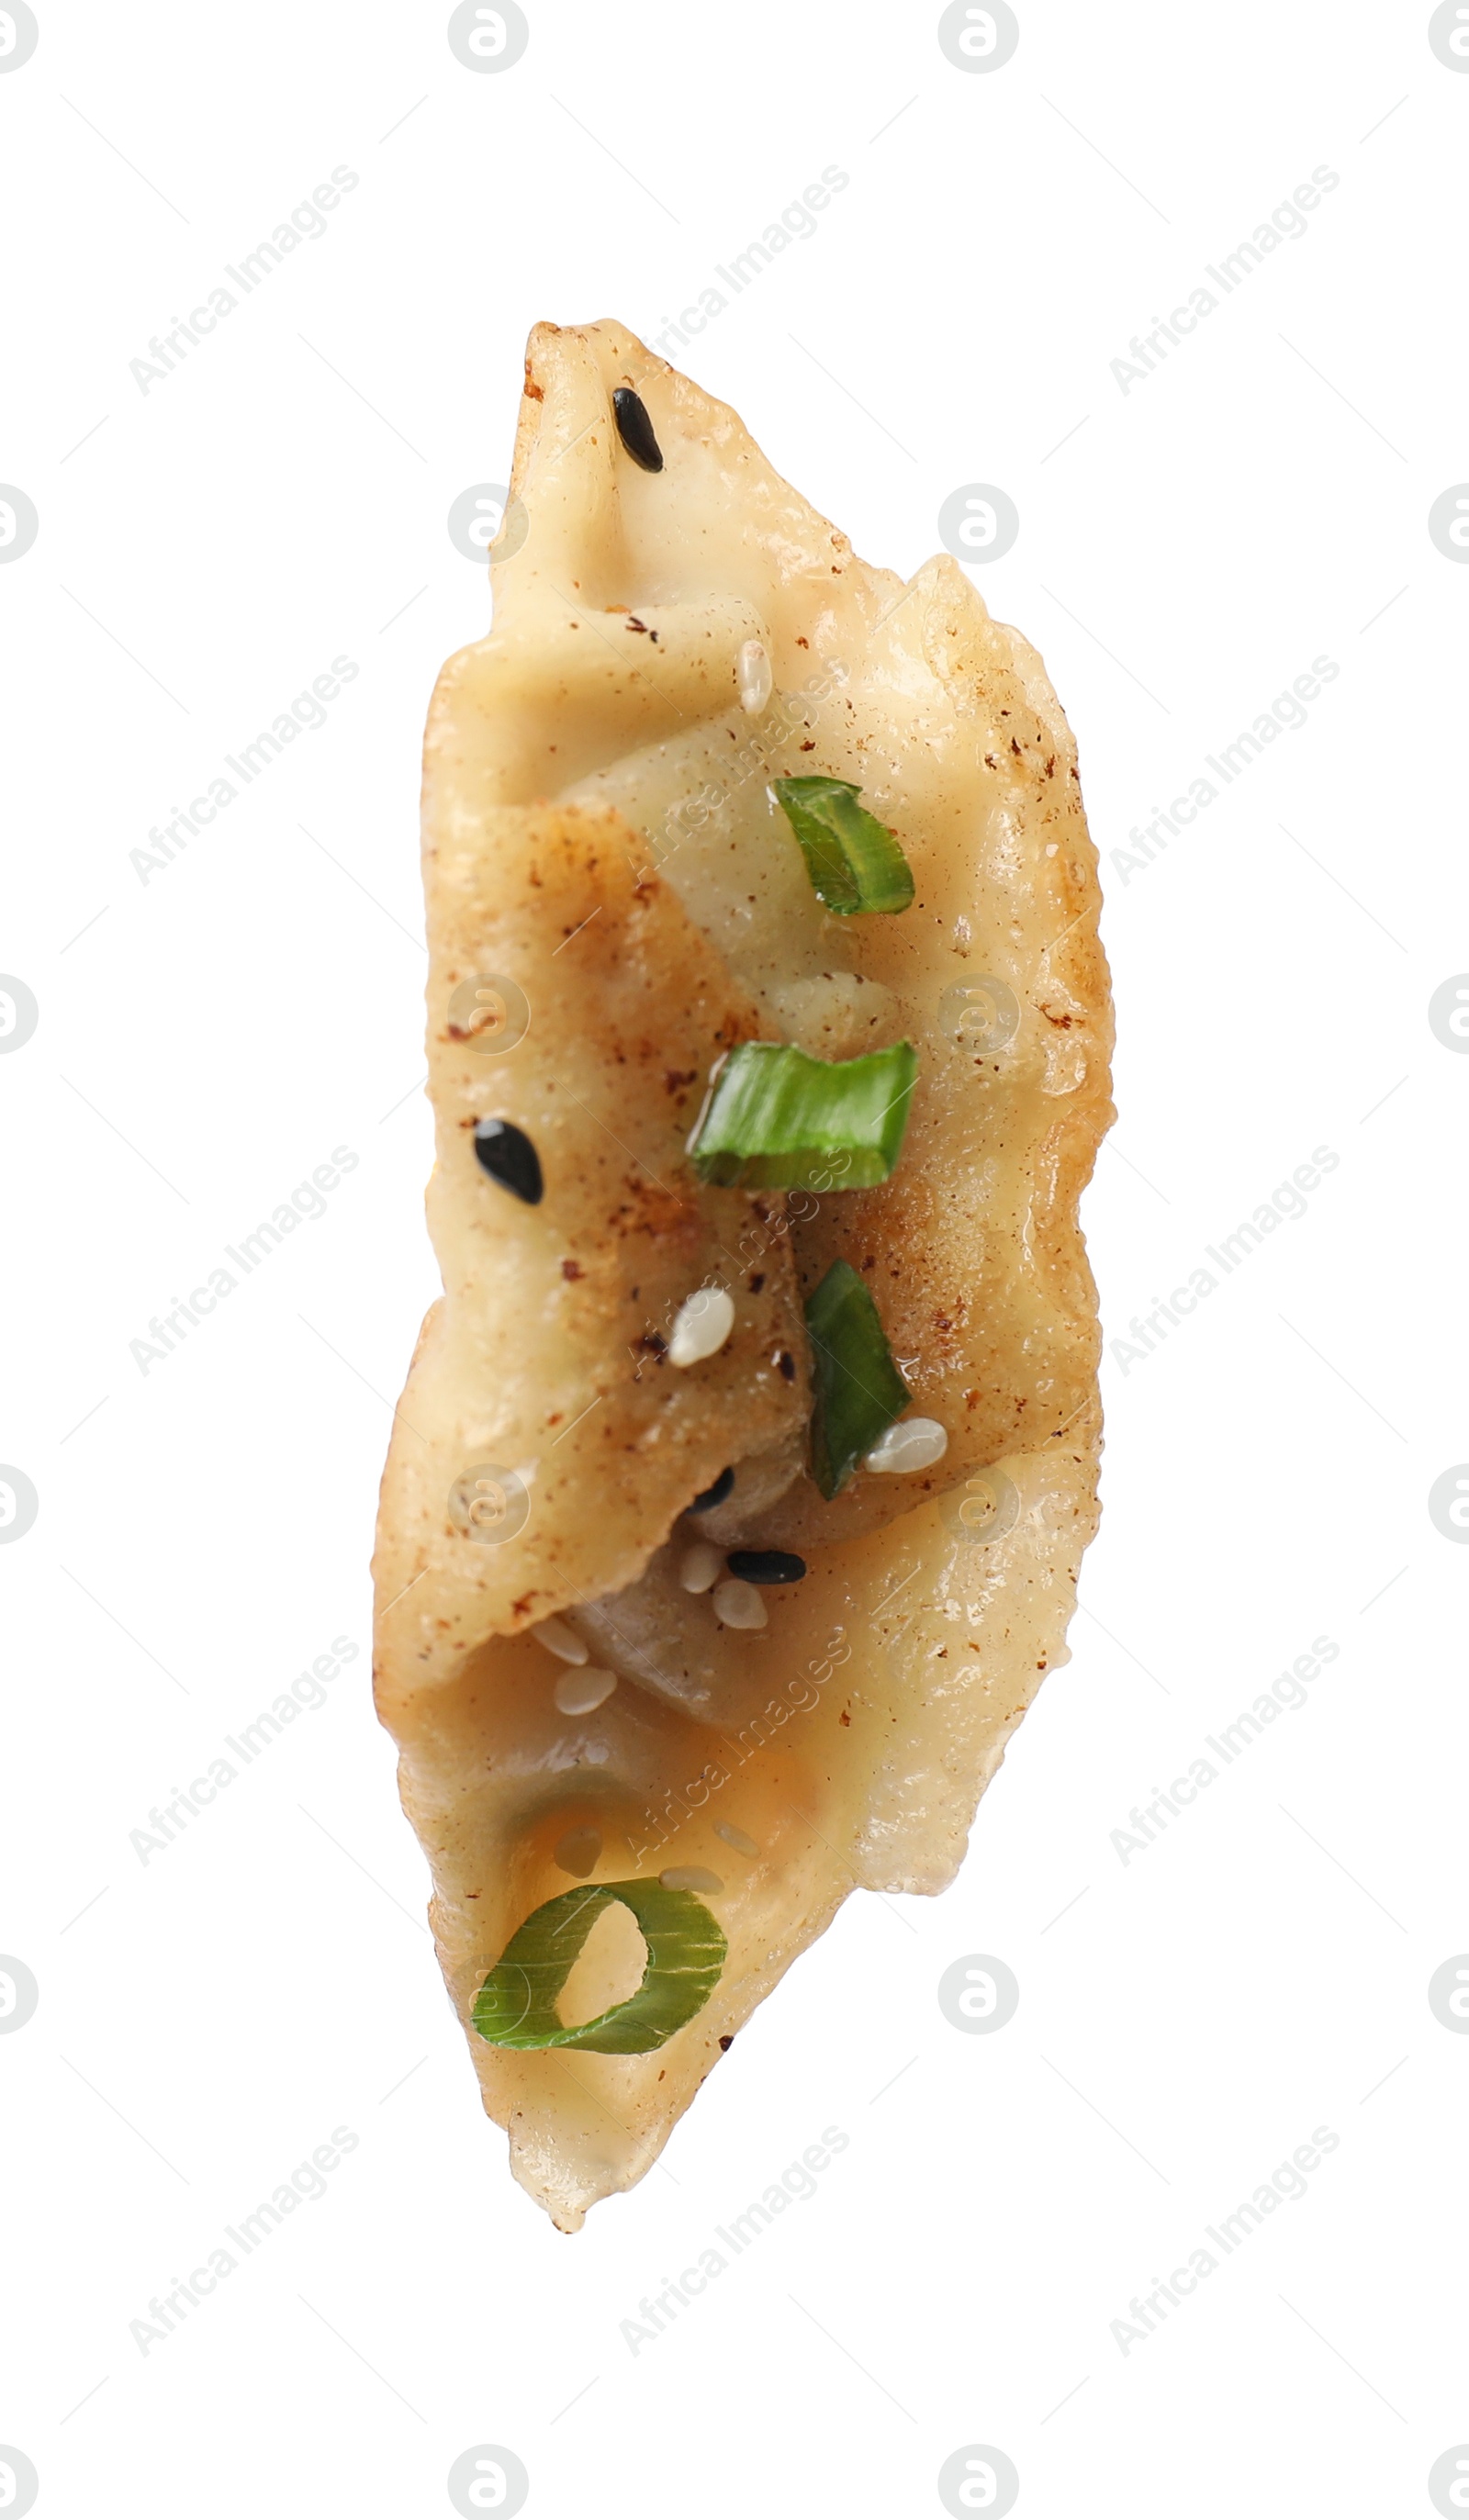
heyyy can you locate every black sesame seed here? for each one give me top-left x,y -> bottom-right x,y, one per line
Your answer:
474,1118 -> 543,1204
690,1466 -> 735,1513
776,1350 -> 796,1382
612,386 -> 664,473
726,1549 -> 806,1585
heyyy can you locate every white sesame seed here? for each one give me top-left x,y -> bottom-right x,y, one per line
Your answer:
714,1820 -> 759,1857
529,1614 -> 589,1664
712,1577 -> 767,1630
862,1417 -> 950,1473
679,1540 -> 723,1594
554,1823 -> 602,1876
667,1285 -> 735,1367
659,1866 -> 724,1894
736,639 -> 772,715
553,1665 -> 617,1716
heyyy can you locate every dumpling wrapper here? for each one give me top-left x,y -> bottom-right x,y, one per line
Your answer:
372,320 -> 1114,2231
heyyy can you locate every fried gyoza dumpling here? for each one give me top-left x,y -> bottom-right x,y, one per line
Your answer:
372,319 -> 1113,2230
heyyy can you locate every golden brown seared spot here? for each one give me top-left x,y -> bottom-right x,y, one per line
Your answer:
373,801 -> 808,1681
532,371 -> 1112,1551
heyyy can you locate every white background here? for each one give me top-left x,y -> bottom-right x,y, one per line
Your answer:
2,2 -> 1466,2514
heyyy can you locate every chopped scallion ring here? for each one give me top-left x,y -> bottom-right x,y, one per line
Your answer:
689,1039 -> 917,1190
770,776 -> 914,916
805,1258 -> 913,1499
471,1877 -> 726,2054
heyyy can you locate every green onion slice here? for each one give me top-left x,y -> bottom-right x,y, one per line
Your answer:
471,1877 -> 726,2054
689,1039 -> 917,1191
805,1258 -> 912,1499
770,777 -> 914,916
